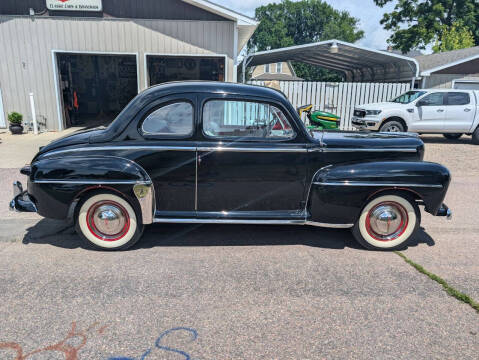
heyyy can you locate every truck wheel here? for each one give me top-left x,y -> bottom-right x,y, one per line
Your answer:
379,120 -> 405,133
75,192 -> 144,251
472,127 -> 479,145
352,194 -> 420,251
443,133 -> 463,140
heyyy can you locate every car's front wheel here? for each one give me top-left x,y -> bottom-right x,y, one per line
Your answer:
443,133 -> 463,140
351,194 -> 420,250
75,192 -> 144,250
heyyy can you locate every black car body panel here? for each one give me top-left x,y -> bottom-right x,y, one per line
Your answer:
13,81 -> 451,228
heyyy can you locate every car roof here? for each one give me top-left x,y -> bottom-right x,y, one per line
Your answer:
141,81 -> 289,102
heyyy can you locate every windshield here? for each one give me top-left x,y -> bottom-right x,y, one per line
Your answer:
392,91 -> 426,104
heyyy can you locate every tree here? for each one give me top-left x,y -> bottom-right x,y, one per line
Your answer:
374,0 -> 478,53
432,21 -> 475,53
248,0 -> 364,81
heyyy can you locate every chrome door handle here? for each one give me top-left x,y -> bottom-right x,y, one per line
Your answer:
464,108 -> 472,112
437,109 -> 444,113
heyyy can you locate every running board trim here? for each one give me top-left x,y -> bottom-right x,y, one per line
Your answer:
153,218 -> 353,229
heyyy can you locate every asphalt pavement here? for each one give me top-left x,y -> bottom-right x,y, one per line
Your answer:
0,134 -> 478,359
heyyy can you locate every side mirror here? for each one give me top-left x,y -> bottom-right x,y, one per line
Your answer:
416,101 -> 424,107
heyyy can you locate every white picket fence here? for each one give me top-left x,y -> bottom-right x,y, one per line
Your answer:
249,81 -> 411,130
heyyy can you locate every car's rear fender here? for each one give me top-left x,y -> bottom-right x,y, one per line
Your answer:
28,156 -> 153,222
306,161 -> 451,224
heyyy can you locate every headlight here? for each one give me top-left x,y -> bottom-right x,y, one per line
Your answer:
365,110 -> 382,115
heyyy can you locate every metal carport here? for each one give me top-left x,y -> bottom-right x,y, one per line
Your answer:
242,40 -> 419,85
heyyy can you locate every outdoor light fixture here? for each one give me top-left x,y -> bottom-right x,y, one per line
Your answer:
330,42 -> 339,54
29,8 -> 35,16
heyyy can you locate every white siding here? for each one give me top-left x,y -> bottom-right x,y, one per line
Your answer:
424,74 -> 479,89
0,16 -> 235,130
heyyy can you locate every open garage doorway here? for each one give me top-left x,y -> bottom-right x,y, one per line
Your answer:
56,52 -> 139,129
146,55 -> 226,86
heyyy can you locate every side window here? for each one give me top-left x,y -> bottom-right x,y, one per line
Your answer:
447,92 -> 470,106
141,102 -> 193,136
420,93 -> 445,106
203,100 -> 295,140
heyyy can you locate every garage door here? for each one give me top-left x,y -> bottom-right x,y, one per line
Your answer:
454,81 -> 479,90
147,55 -> 225,86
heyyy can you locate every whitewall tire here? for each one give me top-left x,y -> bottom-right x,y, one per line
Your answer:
75,192 -> 144,250
352,194 -> 420,250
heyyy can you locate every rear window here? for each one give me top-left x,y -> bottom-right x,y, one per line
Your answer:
447,92 -> 470,106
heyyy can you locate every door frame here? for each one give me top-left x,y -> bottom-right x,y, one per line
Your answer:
0,87 -> 5,128
144,53 -> 228,89
51,50 -> 140,131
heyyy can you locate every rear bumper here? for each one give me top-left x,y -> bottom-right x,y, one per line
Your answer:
9,181 -> 37,213
436,203 -> 452,220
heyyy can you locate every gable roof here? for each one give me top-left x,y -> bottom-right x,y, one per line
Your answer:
415,46 -> 479,75
182,0 -> 258,51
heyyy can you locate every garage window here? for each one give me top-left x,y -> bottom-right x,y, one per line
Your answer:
142,102 -> 193,136
147,55 -> 225,85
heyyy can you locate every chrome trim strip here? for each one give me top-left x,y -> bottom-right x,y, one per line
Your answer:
195,150 -> 198,211
305,221 -> 354,229
313,181 -> 443,188
33,180 -> 152,185
44,146 -> 197,156
152,217 -> 353,228
197,146 -> 308,153
322,147 -> 417,153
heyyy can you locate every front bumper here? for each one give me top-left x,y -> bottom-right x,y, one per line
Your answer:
9,181 -> 37,213
351,117 -> 381,131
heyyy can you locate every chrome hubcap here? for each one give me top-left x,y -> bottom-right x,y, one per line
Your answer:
87,201 -> 130,241
366,202 -> 408,241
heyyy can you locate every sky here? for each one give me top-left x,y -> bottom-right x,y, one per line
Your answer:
217,0 -> 397,50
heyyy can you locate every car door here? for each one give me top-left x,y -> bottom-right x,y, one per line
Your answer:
136,94 -> 197,217
444,92 -> 475,132
414,92 -> 446,132
196,96 -> 309,219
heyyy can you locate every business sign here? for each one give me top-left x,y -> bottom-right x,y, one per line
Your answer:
46,0 -> 103,12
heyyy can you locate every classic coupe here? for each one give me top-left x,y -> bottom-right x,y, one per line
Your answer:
10,82 -> 452,251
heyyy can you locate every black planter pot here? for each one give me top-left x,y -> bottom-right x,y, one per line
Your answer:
9,124 -> 24,135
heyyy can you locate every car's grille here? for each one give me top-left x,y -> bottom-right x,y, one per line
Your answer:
354,109 -> 366,118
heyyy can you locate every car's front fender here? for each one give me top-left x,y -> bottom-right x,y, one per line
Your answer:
307,161 -> 451,224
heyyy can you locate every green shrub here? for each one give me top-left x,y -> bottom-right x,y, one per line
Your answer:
8,112 -> 23,125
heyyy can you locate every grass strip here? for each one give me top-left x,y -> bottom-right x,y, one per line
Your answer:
394,251 -> 479,314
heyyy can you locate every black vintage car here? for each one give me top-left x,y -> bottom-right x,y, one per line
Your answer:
10,82 -> 452,251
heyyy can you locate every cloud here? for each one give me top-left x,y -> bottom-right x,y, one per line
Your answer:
217,0 -> 394,50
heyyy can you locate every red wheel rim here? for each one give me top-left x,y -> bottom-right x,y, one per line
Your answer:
365,201 -> 409,242
86,201 -> 130,242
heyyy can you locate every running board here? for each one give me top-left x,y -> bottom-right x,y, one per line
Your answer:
153,218 -> 353,229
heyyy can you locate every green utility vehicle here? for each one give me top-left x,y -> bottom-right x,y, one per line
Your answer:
297,104 -> 340,130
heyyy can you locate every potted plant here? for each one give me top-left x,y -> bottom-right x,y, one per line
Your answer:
8,112 -> 23,134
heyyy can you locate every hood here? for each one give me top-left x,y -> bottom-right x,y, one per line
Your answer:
322,131 -> 424,159
356,102 -> 401,110
37,127 -> 108,156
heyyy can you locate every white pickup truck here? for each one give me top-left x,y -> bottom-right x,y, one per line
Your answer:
352,89 -> 479,143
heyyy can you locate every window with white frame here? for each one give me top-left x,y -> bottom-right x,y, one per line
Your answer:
264,64 -> 271,73
276,63 -> 283,73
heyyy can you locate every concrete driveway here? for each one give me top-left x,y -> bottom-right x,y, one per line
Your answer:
0,133 -> 478,359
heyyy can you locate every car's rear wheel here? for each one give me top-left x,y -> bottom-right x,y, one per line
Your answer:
75,192 -> 144,250
352,194 -> 420,250
443,133 -> 463,140
379,120 -> 405,133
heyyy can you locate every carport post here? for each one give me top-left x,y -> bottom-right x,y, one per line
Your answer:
411,77 -> 416,89
29,93 -> 38,135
